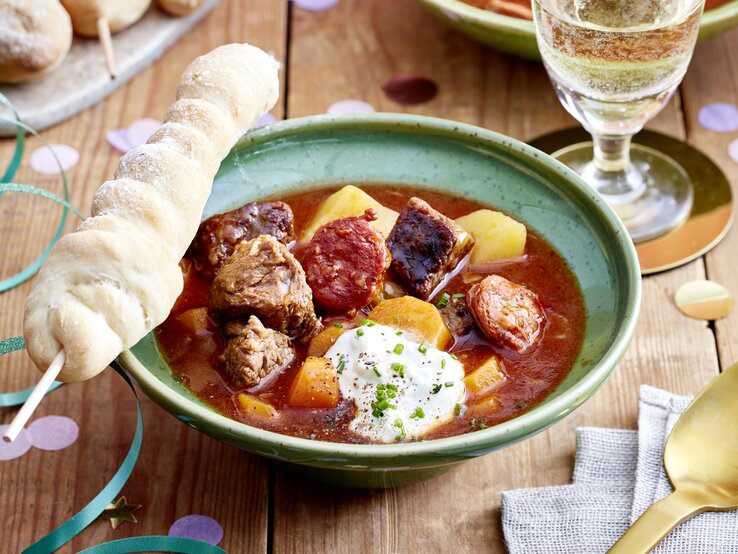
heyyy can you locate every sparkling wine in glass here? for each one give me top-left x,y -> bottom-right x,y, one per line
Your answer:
533,0 -> 705,243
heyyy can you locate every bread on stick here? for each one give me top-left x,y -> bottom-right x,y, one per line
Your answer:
0,0 -> 73,84
60,0 -> 151,37
157,0 -> 204,17
23,43 -> 280,382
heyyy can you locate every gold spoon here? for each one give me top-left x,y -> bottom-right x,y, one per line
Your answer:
607,361 -> 738,553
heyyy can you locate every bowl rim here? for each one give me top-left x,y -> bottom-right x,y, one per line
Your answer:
120,112 -> 642,459
416,0 -> 738,34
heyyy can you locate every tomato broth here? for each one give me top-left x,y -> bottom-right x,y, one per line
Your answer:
156,185 -> 586,444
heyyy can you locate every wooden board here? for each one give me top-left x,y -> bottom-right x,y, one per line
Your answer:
0,0 -> 221,137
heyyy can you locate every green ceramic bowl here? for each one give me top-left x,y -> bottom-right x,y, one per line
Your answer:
415,0 -> 738,60
117,114 -> 641,488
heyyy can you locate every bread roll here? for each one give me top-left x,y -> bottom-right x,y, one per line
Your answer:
60,0 -> 151,37
23,43 -> 280,382
0,0 -> 72,84
157,0 -> 204,17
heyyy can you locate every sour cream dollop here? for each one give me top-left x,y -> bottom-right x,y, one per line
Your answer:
325,323 -> 465,443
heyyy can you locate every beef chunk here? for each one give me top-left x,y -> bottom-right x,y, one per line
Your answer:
387,197 -> 475,299
303,209 -> 391,310
189,201 -> 294,277
467,275 -> 544,352
210,235 -> 320,339
440,295 -> 475,337
219,316 -> 294,388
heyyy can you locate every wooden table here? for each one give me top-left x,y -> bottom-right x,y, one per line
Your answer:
1,1 -> 737,551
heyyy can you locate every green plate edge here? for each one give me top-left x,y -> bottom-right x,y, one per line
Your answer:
118,113 -> 641,472
414,0 -> 738,60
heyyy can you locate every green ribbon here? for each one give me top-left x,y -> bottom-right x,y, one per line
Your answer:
0,94 -> 73,293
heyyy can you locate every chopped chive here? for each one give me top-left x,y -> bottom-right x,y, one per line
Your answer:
333,322 -> 344,328
337,355 -> 346,374
394,419 -> 407,441
418,341 -> 430,355
444,381 -> 454,388
391,362 -> 405,377
441,359 -> 446,369
393,343 -> 404,355
431,383 -> 442,394
436,292 -> 450,309
450,354 -> 458,360
410,407 -> 425,419
356,328 -> 365,337
386,383 -> 398,393
470,418 -> 477,430
372,365 -> 382,377
360,318 -> 376,327
478,422 -> 488,430
396,330 -> 403,336
392,315 -> 400,323
451,293 -> 465,299
454,403 -> 465,416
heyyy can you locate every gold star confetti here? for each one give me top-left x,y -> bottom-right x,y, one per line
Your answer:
98,496 -> 142,529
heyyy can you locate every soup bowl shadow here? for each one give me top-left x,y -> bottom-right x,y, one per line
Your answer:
117,113 -> 641,488
414,0 -> 738,60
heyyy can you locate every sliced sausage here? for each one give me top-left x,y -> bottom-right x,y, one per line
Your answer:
387,197 -> 474,299
303,209 -> 391,311
467,275 -> 544,352
188,201 -> 294,278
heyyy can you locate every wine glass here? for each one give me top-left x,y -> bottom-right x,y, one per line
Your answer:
532,0 -> 705,243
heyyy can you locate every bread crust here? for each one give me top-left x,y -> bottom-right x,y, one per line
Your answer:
0,0 -> 73,84
60,0 -> 151,37
23,43 -> 280,381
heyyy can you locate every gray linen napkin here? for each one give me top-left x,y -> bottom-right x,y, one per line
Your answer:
501,386 -> 738,554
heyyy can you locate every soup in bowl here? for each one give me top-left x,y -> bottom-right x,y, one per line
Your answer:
118,114 -> 641,487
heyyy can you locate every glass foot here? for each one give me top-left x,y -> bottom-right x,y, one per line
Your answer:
552,142 -> 694,244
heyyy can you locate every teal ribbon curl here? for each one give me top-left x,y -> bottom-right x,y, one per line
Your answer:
0,93 -> 73,293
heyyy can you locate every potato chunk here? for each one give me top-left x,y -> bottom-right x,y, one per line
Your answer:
236,394 -> 279,418
288,356 -> 339,408
463,356 -> 505,396
455,209 -> 526,265
300,185 -> 399,242
368,296 -> 452,349
307,326 -> 345,357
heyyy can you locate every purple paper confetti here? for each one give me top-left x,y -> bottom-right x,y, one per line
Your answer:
0,425 -> 32,461
729,139 -> 738,164
327,99 -> 375,115
382,75 -> 438,105
253,113 -> 277,127
29,144 -> 79,175
293,0 -> 339,11
697,102 -> 738,133
106,128 -> 132,152
28,416 -> 79,451
168,515 -> 224,545
126,118 -> 161,148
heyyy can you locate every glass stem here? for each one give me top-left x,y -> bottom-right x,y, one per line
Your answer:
592,134 -> 632,174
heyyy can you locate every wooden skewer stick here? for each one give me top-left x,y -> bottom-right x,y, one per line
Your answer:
97,17 -> 117,79
2,349 -> 66,443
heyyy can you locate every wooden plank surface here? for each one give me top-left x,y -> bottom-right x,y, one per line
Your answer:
1,0 -> 736,552
0,1 -> 287,552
